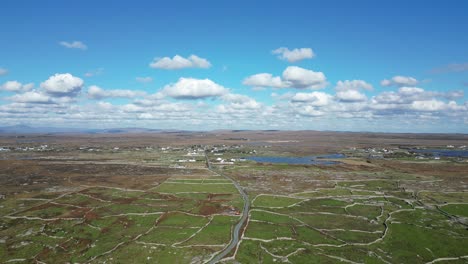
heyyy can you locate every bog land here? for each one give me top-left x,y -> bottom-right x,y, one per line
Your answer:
0,130 -> 467,263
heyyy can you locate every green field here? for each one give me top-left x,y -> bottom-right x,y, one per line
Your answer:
1,143 -> 468,263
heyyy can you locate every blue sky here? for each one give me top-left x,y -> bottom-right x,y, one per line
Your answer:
0,0 -> 467,132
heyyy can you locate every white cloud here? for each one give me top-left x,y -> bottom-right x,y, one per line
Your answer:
0,68 -> 8,76
40,73 -> 84,97
398,87 -> 424,95
122,103 -> 144,113
1,81 -> 34,93
87,85 -> 147,99
372,87 -> 464,108
162,78 -> 228,99
149,55 -> 211,70
335,80 -> 373,91
52,96 -> 76,104
221,93 -> 261,109
122,102 -> 191,114
373,91 -> 402,104
291,92 -> 332,106
272,47 -> 315,62
0,72 -> 466,132
243,73 -> 286,88
336,90 -> 367,102
132,92 -> 166,107
59,41 -> 87,50
282,66 -> 327,89
10,91 -> 52,104
381,76 -> 418,87
411,100 -> 446,111
148,92 -> 165,100
154,103 -> 191,112
96,101 -> 113,110
296,105 -> 324,117
136,76 -> 153,83
243,66 -> 327,89
443,90 -> 464,100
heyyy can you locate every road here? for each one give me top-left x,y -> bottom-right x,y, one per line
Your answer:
205,151 -> 250,264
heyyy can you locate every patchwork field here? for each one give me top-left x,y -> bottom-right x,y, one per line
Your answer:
0,147 -> 242,263
0,131 -> 467,263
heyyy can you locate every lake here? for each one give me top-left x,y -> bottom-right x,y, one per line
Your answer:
411,149 -> 468,158
245,153 -> 345,165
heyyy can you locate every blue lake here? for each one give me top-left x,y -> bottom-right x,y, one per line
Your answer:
245,154 -> 345,165
411,149 -> 468,158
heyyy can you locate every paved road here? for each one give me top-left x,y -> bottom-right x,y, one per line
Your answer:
205,151 -> 250,263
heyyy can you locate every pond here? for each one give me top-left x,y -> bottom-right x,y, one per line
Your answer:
245,153 -> 345,165
411,149 -> 468,158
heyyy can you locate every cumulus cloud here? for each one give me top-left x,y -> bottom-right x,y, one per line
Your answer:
398,87 -> 424,96
87,85 -> 147,99
59,41 -> 87,50
221,93 -> 261,109
131,92 -> 166,107
373,87 -> 425,105
243,73 -> 286,88
380,76 -> 418,87
283,66 -> 327,89
162,78 -> 228,99
443,90 -> 464,100
136,76 -> 153,83
149,55 -> 211,70
1,71 -> 466,132
122,102 -> 191,114
336,90 -> 367,102
369,86 -> 467,116
272,47 -> 315,62
40,73 -> 84,97
373,87 -> 462,105
410,100 -> 447,112
335,80 -> 373,91
9,91 -> 52,104
243,66 -> 327,89
296,105 -> 324,117
96,101 -> 113,110
291,92 -> 332,106
1,81 -> 34,93
0,68 -> 8,76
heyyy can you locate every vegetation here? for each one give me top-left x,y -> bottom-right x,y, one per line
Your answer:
0,132 -> 467,263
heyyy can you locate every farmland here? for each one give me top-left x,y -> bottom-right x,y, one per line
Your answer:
0,131 -> 467,263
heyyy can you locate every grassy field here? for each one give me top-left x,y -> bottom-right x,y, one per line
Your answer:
0,148 -> 242,263
1,133 -> 467,263
219,147 -> 468,263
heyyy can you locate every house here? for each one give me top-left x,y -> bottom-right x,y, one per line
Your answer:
0,147 -> 10,152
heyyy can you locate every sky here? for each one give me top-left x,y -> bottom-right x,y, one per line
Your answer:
0,0 -> 467,133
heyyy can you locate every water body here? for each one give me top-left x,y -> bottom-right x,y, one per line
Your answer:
245,153 -> 345,165
411,149 -> 468,158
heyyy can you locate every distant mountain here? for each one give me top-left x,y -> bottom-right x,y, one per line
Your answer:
0,125 -> 189,134
0,125 -> 83,134
89,128 -> 165,134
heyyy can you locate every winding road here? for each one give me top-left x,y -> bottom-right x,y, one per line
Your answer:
205,151 -> 250,263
